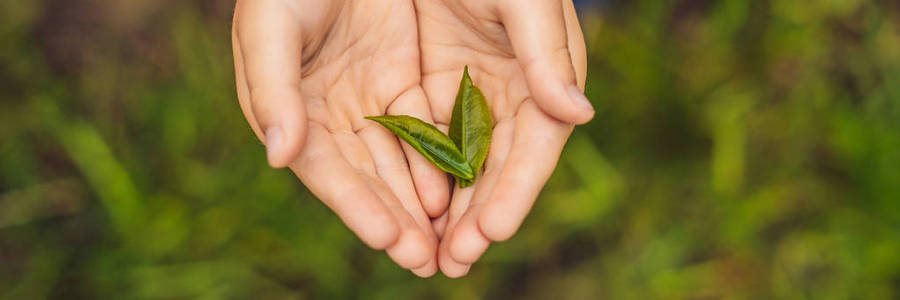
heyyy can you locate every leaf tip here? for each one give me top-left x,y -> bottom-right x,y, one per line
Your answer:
461,65 -> 472,85
364,116 -> 387,124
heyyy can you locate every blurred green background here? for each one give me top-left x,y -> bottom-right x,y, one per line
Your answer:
2,0 -> 899,298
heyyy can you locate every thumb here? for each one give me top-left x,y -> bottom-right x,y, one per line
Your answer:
498,0 -> 593,125
233,0 -> 307,168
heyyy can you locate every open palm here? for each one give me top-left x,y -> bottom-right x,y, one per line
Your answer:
232,0 -> 448,277
414,0 -> 592,277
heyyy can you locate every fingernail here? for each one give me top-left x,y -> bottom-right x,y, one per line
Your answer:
567,85 -> 594,112
265,126 -> 284,167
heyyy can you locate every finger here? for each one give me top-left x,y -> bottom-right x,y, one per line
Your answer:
478,101 -> 572,242
437,226 -> 471,278
446,119 -> 515,264
378,194 -> 434,270
329,129 -> 434,270
386,87 -> 451,218
232,27 -> 261,140
436,119 -> 515,273
448,207 -> 491,265
234,0 -> 306,168
420,69 -> 462,126
563,0 -> 587,90
371,179 -> 434,270
497,0 -> 594,124
287,124 -> 399,250
445,183 -> 477,237
432,207 -> 449,240
410,253 -> 439,278
437,185 -> 475,278
356,125 -> 437,269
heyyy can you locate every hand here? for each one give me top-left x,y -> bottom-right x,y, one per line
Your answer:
414,0 -> 591,277
231,0 -> 450,277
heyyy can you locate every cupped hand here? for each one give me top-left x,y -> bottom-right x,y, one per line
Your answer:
232,0 -> 449,277
414,0 -> 591,277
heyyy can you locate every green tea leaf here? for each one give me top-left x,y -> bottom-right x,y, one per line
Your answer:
449,66 -> 493,187
365,115 -> 474,180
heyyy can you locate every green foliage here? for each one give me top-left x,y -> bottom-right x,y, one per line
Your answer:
0,0 -> 898,298
369,66 -> 492,187
366,115 -> 474,180
449,66 -> 492,187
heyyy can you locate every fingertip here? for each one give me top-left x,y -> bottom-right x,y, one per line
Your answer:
566,85 -> 595,125
421,178 -> 450,217
410,257 -> 439,278
411,267 -> 438,278
385,87 -> 452,217
406,156 -> 449,217
260,96 -> 308,168
448,218 -> 491,264
441,265 -> 470,279
264,126 -> 286,167
264,121 -> 307,168
403,127 -> 451,218
438,258 -> 471,279
532,83 -> 595,125
438,237 -> 472,278
386,229 -> 434,269
477,204 -> 518,242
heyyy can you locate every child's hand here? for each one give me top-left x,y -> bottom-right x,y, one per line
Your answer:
414,0 -> 591,277
231,0 -> 448,277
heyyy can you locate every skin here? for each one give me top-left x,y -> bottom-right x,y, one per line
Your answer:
231,0 -> 590,278
415,0 -> 590,278
232,0 -> 448,277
